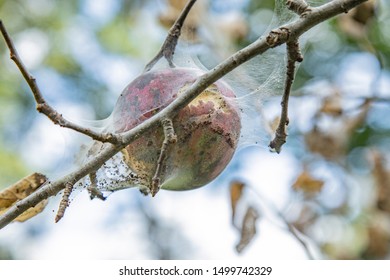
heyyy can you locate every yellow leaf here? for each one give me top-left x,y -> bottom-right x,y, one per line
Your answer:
229,180 -> 245,225
12,200 -> 48,222
292,170 -> 324,194
0,173 -> 48,222
0,189 -> 18,209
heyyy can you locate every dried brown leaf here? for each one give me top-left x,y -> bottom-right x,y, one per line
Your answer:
236,206 -> 259,253
230,180 -> 245,225
337,2 -> 375,40
362,212 -> 390,259
0,189 -> 18,209
337,1 -> 376,53
370,150 -> 390,212
320,94 -> 343,116
12,200 -> 49,222
344,100 -> 371,135
307,99 -> 370,160
351,1 -> 376,26
338,14 -> 366,40
292,170 -> 324,194
363,225 -> 390,259
305,127 -> 346,160
0,173 -> 48,222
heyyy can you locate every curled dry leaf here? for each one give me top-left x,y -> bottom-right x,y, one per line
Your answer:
305,100 -> 370,160
229,180 -> 245,225
344,100 -> 371,135
319,91 -> 343,117
351,1 -> 376,25
337,1 -> 376,53
305,127 -> 346,160
228,180 -> 260,253
337,1 -> 376,40
292,170 -> 324,194
0,173 -> 48,222
236,206 -> 259,253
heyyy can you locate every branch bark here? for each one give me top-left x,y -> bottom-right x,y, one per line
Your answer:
0,0 -> 368,229
0,21 -> 123,145
151,118 -> 177,197
269,39 -> 303,153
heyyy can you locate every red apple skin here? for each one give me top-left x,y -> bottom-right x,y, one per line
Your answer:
111,67 -> 241,191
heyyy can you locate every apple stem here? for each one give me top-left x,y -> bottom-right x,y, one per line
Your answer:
151,118 -> 177,196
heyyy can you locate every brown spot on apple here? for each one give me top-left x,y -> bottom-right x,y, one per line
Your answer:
111,67 -> 241,191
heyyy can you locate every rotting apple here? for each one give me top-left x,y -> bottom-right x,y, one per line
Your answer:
111,67 -> 241,192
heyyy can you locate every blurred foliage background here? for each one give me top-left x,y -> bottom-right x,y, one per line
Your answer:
0,0 -> 390,260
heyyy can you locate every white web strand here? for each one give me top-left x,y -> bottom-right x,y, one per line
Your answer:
171,0 -> 326,147
219,0 -> 326,147
76,0 -> 327,194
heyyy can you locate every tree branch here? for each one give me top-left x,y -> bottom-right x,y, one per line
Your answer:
54,182 -> 74,223
269,39 -> 303,153
0,20 -> 123,145
87,172 -> 107,200
151,118 -> 177,197
0,0 -> 368,229
144,0 -> 198,72
249,186 -> 315,259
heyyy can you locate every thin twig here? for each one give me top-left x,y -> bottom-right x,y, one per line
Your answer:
0,20 -> 122,145
0,0 -> 369,229
279,211 -> 315,260
144,0 -> 197,72
151,118 -> 177,196
87,172 -> 106,200
55,182 -> 74,223
250,187 -> 315,259
269,40 -> 303,153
